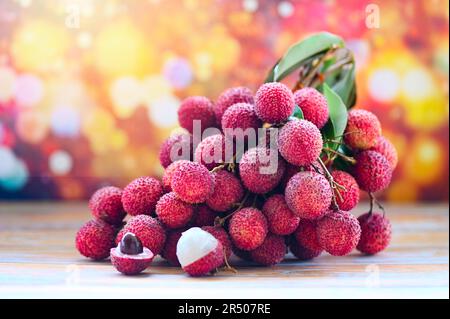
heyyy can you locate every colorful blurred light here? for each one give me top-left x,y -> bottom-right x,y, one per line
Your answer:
163,57 -> 193,89
0,66 -> 16,103
16,110 -> 48,144
141,75 -> 173,104
368,69 -> 400,103
15,74 -> 44,107
0,146 -> 16,179
49,150 -> 73,175
0,159 -> 29,192
109,76 -> 143,118
148,95 -> 180,128
50,106 -> 80,138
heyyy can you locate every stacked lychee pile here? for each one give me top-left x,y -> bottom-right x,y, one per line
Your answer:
76,82 -> 396,276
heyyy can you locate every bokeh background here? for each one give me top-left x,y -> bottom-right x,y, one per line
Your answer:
0,0 -> 448,201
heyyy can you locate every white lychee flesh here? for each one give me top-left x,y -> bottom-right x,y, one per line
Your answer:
176,227 -> 218,267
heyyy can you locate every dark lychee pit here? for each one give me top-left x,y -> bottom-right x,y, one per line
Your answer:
120,232 -> 144,255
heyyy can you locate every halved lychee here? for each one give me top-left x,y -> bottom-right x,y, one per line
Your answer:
111,232 -> 154,275
176,227 -> 224,277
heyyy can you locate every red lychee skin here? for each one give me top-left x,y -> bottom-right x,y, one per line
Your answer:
171,161 -> 215,204
110,247 -> 154,275
357,212 -> 392,255
161,230 -> 183,266
344,109 -> 381,150
178,96 -> 216,133
239,147 -> 286,194
76,220 -> 116,260
221,102 -> 262,133
159,133 -> 193,168
294,220 -> 322,252
370,136 -> 398,170
155,192 -> 194,229
285,171 -> 333,220
232,245 -> 253,261
202,226 -> 232,261
289,240 -> 321,261
317,210 -> 361,256
116,215 -> 166,255
182,241 -> 224,276
279,163 -> 300,190
89,186 -> 126,225
162,160 -> 190,192
255,82 -> 295,124
250,234 -> 286,266
122,177 -> 163,216
262,194 -> 300,236
215,86 -> 254,124
229,207 -> 268,251
293,87 -> 329,129
192,205 -> 218,227
278,119 -> 323,166
206,170 -> 244,212
353,150 -> 393,193
331,170 -> 360,211
194,134 -> 228,170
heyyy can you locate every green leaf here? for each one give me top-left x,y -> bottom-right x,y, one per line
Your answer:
291,105 -> 304,119
265,32 -> 345,83
331,64 -> 356,108
321,83 -> 348,150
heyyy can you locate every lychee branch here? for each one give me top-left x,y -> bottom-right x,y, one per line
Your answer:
323,147 -> 356,164
216,191 -> 251,226
316,157 -> 345,210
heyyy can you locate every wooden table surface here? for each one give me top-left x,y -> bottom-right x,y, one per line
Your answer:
0,202 -> 448,299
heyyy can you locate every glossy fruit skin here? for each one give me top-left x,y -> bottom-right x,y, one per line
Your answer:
357,212 -> 392,255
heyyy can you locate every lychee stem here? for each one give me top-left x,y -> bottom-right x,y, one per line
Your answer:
317,157 -> 340,211
216,191 -> 251,225
323,147 -> 356,164
222,249 -> 238,274
210,164 -> 226,173
369,192 -> 386,216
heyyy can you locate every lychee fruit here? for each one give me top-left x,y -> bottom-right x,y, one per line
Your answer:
171,161 -> 215,204
293,87 -> 329,129
353,150 -> 393,193
229,207 -> 268,251
192,204 -> 218,227
370,136 -> 398,170
262,194 -> 300,235
161,229 -> 184,266
344,109 -> 381,150
162,160 -> 190,192
289,240 -> 321,261
110,232 -> 154,275
122,176 -> 163,216
255,82 -> 295,123
159,133 -> 193,168
116,215 -> 166,255
250,234 -> 286,266
178,96 -> 216,133
239,147 -> 286,194
232,245 -> 253,262
294,220 -> 322,252
221,102 -> 262,134
331,170 -> 360,211
357,212 -> 392,255
206,170 -> 244,212
155,192 -> 194,229
89,186 -> 126,225
278,118 -> 323,166
194,134 -> 229,170
317,210 -> 361,256
76,219 -> 116,260
202,226 -> 232,261
176,227 -> 224,276
285,171 -> 332,220
215,86 -> 254,124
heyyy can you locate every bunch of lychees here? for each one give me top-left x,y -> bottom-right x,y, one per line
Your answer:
76,82 -> 396,276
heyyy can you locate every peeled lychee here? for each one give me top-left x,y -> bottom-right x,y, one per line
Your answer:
289,240 -> 321,261
285,171 -> 332,220
178,96 -> 216,133
162,160 -> 190,192
221,102 -> 261,134
171,161 -> 215,204
176,227 -> 224,276
192,205 -> 218,227
202,226 -> 232,261
317,210 -> 361,256
159,133 -> 193,168
239,147 -> 286,194
229,207 -> 268,251
262,194 -> 300,235
155,192 -> 194,229
250,234 -> 286,266
111,232 -> 154,275
122,176 -> 163,216
370,136 -> 398,170
76,219 -> 116,260
293,87 -> 329,129
357,212 -> 392,255
278,118 -> 323,166
161,229 -> 184,266
116,215 -> 166,255
331,170 -> 360,211
255,82 -> 295,123
206,170 -> 244,212
294,220 -> 322,252
344,109 -> 381,150
194,134 -> 229,170
353,150 -> 393,193
89,186 -> 126,225
215,86 -> 254,124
